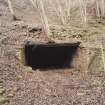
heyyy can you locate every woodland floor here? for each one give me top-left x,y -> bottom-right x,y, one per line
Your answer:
0,0 -> 105,105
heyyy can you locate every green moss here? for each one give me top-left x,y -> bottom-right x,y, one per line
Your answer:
13,87 -> 20,93
26,68 -> 33,73
0,96 -> 9,104
7,93 -> 14,97
88,48 -> 105,72
16,75 -> 23,81
0,81 -> 3,85
0,81 -> 9,104
0,89 -> 5,95
0,85 -> 3,88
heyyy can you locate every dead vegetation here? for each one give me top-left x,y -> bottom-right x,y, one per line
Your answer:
0,0 -> 105,105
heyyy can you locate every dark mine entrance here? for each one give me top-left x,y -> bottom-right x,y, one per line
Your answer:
24,42 -> 80,69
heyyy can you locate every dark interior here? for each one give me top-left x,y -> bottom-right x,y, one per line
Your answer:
24,42 -> 80,69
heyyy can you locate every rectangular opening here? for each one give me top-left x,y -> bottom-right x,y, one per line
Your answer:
24,42 -> 80,69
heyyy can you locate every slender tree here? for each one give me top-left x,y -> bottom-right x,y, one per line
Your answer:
66,0 -> 71,20
29,0 -> 52,40
100,0 -> 105,18
79,0 -> 88,28
95,0 -> 101,18
29,0 -> 36,8
55,0 -> 66,25
7,0 -> 17,20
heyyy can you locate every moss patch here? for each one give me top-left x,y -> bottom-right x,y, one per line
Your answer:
0,81 -> 9,104
88,48 -> 105,73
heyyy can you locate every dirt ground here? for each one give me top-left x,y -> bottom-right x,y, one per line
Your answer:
0,0 -> 105,105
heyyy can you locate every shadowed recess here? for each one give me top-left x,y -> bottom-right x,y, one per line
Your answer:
24,42 -> 80,69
